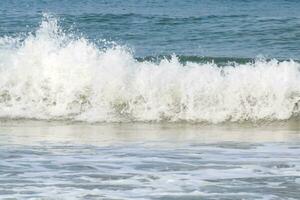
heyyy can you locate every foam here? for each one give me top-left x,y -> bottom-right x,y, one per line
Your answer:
0,15 -> 300,123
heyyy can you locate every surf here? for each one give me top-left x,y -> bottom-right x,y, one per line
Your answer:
0,15 -> 300,123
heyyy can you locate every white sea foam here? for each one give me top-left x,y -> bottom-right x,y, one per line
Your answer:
1,16 -> 300,123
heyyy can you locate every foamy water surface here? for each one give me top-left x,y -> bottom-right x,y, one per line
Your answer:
1,1 -> 300,199
1,16 -> 300,123
0,122 -> 300,199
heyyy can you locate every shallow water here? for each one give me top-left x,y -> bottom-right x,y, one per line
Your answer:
0,122 -> 300,199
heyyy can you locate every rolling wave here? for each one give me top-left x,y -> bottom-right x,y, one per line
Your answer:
0,16 -> 300,123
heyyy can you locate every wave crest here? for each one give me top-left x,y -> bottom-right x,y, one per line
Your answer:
0,16 -> 300,123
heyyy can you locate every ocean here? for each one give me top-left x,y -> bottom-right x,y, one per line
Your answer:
1,0 -> 300,199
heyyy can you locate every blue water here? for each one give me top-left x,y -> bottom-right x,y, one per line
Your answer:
2,1 -> 300,199
1,0 -> 300,59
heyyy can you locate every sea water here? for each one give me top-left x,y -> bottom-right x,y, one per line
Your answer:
1,0 -> 300,199
1,122 -> 300,199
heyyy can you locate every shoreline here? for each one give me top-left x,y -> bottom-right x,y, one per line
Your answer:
1,120 -> 300,146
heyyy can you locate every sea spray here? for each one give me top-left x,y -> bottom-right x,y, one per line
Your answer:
0,16 -> 300,123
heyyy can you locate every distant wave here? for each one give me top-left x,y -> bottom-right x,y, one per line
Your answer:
137,55 -> 256,65
0,15 -> 300,123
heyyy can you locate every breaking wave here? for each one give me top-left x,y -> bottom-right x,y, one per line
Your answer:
1,15 -> 300,123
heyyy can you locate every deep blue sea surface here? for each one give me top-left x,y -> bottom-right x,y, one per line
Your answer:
1,0 -> 300,59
